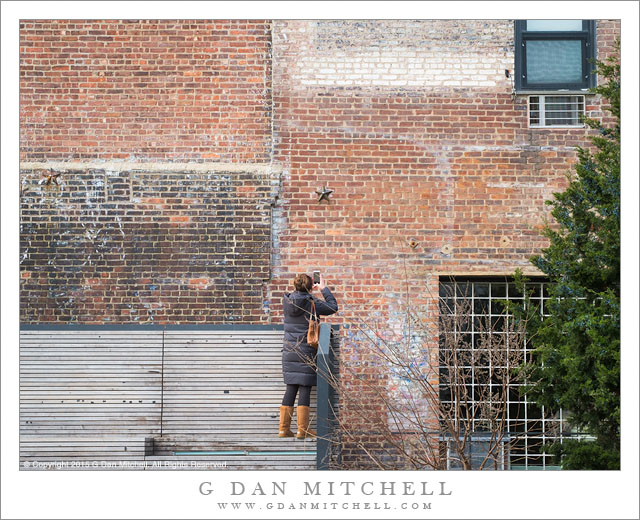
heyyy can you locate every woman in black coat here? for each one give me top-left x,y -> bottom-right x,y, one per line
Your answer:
278,273 -> 338,438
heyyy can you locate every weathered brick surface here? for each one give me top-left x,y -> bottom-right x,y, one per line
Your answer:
268,19 -> 620,323
20,20 -> 272,161
19,19 -> 620,321
282,20 -> 514,89
20,19 -> 620,324
20,165 -> 278,323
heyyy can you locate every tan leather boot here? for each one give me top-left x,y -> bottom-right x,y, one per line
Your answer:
296,405 -> 316,439
278,405 -> 294,437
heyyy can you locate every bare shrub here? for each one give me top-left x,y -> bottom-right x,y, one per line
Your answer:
311,281 -> 545,470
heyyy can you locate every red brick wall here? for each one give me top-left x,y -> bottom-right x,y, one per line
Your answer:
20,19 -> 620,324
268,19 -> 620,323
19,20 -> 275,323
20,20 -> 272,161
19,19 -> 620,322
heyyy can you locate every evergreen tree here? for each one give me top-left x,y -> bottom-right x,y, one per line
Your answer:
515,47 -> 620,469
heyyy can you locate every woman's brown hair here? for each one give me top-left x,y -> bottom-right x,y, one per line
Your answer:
293,273 -> 313,293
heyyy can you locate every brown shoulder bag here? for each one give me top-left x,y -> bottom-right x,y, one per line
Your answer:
307,299 -> 320,349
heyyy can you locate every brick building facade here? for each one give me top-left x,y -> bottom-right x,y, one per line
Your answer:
20,19 -> 620,325
19,19 -> 620,468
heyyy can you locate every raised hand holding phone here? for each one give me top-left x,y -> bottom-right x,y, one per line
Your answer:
312,271 -> 327,292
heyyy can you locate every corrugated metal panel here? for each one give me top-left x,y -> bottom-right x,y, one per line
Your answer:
20,328 -> 316,470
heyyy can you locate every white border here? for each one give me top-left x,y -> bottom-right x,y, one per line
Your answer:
2,2 -> 638,519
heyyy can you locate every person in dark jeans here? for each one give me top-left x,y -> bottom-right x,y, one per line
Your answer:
279,273 -> 338,438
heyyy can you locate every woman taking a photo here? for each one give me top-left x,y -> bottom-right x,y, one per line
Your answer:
278,273 -> 338,438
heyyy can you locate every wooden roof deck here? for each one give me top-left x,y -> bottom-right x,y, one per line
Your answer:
20,327 -> 318,471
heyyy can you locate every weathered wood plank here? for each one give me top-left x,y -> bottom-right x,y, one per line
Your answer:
20,328 -> 319,470
20,329 -> 163,467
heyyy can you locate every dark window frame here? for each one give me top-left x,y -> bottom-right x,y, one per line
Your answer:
514,20 -> 596,92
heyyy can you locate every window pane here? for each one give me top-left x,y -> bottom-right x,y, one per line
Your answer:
490,299 -> 505,314
439,282 -> 455,297
526,20 -> 583,32
456,282 -> 472,297
526,40 -> 583,84
473,298 -> 489,315
507,283 -> 523,298
439,297 -> 455,315
491,315 -> 505,330
474,283 -> 490,297
525,283 -> 541,298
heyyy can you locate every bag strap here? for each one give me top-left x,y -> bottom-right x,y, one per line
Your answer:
309,298 -> 318,321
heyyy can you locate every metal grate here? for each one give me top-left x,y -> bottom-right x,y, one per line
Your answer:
438,278 -> 571,470
529,95 -> 585,127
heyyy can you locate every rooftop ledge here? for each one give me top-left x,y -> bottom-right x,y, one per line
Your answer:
19,161 -> 283,175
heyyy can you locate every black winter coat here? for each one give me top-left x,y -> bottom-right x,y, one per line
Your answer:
282,287 -> 338,386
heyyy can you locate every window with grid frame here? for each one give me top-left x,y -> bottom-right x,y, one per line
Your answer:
514,20 -> 596,92
438,277 -> 573,470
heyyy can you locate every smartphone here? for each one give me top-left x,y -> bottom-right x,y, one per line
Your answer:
313,271 -> 320,284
